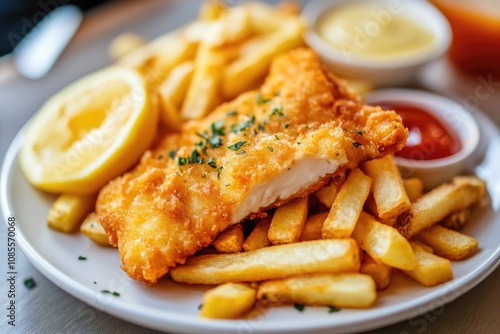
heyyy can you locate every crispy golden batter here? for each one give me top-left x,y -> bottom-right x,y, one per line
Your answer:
96,49 -> 408,284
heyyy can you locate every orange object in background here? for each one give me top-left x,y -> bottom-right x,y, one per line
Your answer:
432,0 -> 500,79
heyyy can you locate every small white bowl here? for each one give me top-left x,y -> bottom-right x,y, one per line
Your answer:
364,89 -> 480,190
302,0 -> 451,86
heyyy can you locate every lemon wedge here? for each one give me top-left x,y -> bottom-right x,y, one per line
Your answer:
20,66 -> 157,195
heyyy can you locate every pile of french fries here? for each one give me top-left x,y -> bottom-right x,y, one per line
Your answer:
44,0 -> 488,321
167,155 -> 485,319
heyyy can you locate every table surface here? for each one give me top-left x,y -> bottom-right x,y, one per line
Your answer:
1,1 -> 499,333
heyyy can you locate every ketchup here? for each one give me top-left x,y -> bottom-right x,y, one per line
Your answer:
381,103 -> 461,160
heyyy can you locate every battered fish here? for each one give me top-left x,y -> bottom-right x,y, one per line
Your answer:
96,49 -> 408,284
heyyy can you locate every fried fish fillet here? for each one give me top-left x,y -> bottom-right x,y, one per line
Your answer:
96,48 -> 408,284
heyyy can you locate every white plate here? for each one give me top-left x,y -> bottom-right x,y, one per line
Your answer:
2,108 -> 500,334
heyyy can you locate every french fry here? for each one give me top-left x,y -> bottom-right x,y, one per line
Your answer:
352,212 -> 416,270
299,212 -> 328,242
47,193 -> 96,232
200,282 -> 256,319
322,168 -> 372,239
314,179 -> 342,208
396,176 -> 486,239
170,239 -> 360,285
203,6 -> 253,47
242,216 -> 272,252
268,197 -> 308,245
403,178 -> 424,203
410,240 -> 434,254
199,0 -> 226,21
120,33 -> 198,92
221,19 -> 304,98
80,212 -> 110,246
362,155 -> 411,220
181,44 -> 224,119
213,224 -> 244,254
108,32 -> 146,61
360,254 -> 392,291
440,208 -> 471,230
276,1 -> 301,16
245,2 -> 300,33
416,225 -> 478,260
257,273 -> 376,308
158,61 -> 194,131
401,243 -> 453,287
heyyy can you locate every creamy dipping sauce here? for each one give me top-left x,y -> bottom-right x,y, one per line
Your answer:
317,2 -> 435,60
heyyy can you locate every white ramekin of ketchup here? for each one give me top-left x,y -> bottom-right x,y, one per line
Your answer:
365,89 -> 480,189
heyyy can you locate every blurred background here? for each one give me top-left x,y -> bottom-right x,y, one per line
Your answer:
0,0 -> 110,56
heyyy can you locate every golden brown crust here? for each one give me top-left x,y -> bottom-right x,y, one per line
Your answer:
96,48 -> 408,284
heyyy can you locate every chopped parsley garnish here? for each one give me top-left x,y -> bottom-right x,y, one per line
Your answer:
267,146 -> 274,152
353,141 -> 362,148
24,278 -> 36,290
328,306 -> 341,313
231,116 -> 255,133
78,256 -> 87,261
258,120 -> 267,131
178,157 -> 188,166
196,120 -> 226,149
297,141 -> 301,145
207,158 -> 217,168
228,141 -> 247,151
217,166 -> 223,180
256,91 -> 272,105
168,150 -> 176,159
274,134 -> 279,140
270,106 -> 284,117
202,172 -> 207,178
294,303 -> 305,312
211,120 -> 225,136
355,129 -> 363,136
284,123 -> 289,129
226,110 -> 238,117
190,149 -> 202,164
101,290 -> 120,297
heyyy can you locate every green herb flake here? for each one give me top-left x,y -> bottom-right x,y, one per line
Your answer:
274,134 -> 279,140
202,173 -> 207,178
211,120 -> 225,136
228,141 -> 247,151
270,106 -> 284,117
353,141 -> 362,148
297,141 -> 301,145
328,306 -> 341,313
101,290 -> 120,297
207,158 -> 217,169
231,116 -> 255,133
168,150 -> 176,159
217,166 -> 223,180
24,278 -> 36,290
256,92 -> 272,105
78,256 -> 87,261
267,146 -> 274,152
226,110 -> 238,117
284,123 -> 289,129
198,304 -> 203,310
178,157 -> 188,166
294,303 -> 305,312
355,129 -> 363,136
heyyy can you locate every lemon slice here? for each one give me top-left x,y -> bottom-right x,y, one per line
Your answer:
20,66 -> 157,195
